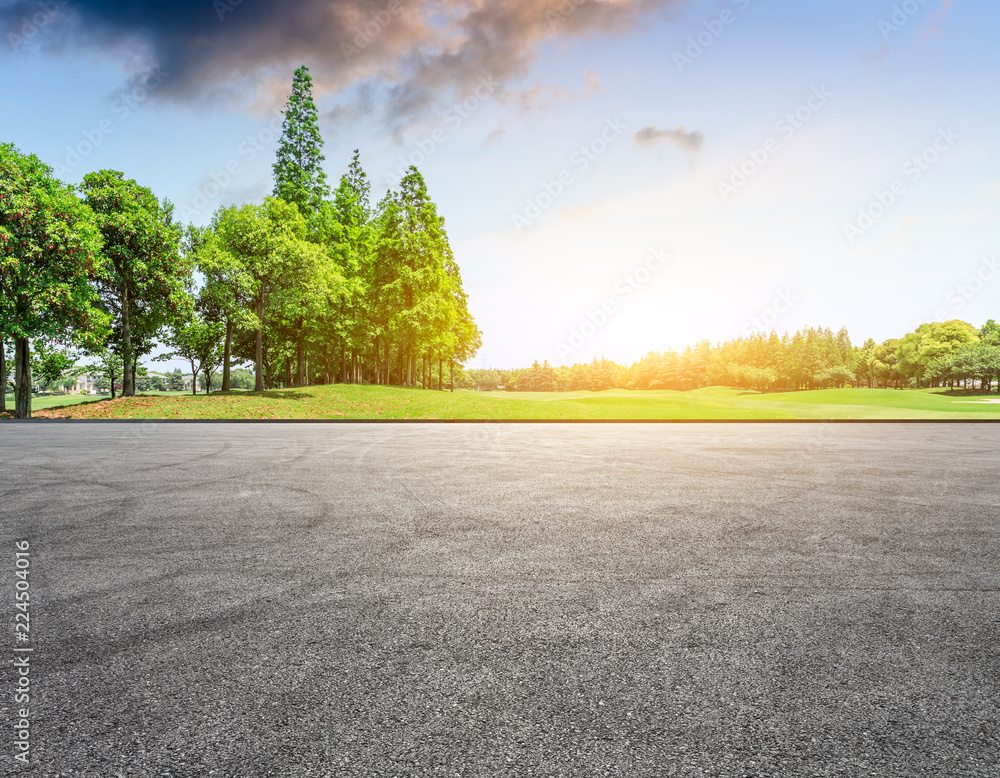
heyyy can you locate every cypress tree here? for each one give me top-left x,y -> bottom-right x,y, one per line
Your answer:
273,66 -> 330,216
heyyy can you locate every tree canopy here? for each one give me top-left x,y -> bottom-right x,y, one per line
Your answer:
272,65 -> 329,217
0,143 -> 107,417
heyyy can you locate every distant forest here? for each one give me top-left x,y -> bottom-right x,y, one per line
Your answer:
462,320 -> 1000,393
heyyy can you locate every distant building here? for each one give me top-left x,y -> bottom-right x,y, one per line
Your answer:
75,373 -> 96,394
147,371 -> 194,392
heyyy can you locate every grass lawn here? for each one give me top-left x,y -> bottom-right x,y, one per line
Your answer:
8,384 -> 1000,420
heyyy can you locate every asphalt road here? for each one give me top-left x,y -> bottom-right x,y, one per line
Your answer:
1,422 -> 999,777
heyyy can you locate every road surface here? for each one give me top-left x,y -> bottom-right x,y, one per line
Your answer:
1,423 -> 998,776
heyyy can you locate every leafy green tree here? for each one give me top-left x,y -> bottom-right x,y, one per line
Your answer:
269,222 -> 341,388
191,222 -> 257,391
1,143 -> 107,417
896,320 -> 979,386
371,167 -> 479,386
311,150 -> 374,385
871,339 -> 904,388
213,198 -> 325,391
135,366 -> 151,392
157,309 -> 225,395
273,65 -> 330,217
979,319 -> 1000,346
926,340 -> 1000,391
167,368 -> 185,392
817,365 -> 855,388
225,368 -> 256,390
85,346 -> 123,399
82,170 -> 189,397
31,340 -> 76,388
854,338 -> 877,388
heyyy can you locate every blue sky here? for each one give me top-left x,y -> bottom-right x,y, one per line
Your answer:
2,0 -> 997,370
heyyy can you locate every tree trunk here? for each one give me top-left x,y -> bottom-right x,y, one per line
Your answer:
190,359 -> 198,396
254,298 -> 265,392
450,359 -> 454,392
122,287 -> 135,397
0,336 -> 6,413
285,357 -> 293,388
222,318 -> 232,391
14,336 -> 31,419
296,340 -> 305,387
340,344 -> 347,384
439,358 -> 443,391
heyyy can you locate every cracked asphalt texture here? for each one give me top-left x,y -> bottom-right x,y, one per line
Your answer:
1,422 -> 999,777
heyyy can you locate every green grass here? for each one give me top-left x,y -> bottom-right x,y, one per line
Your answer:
10,384 -> 1000,420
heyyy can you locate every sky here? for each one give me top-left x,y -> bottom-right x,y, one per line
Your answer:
2,0 -> 998,371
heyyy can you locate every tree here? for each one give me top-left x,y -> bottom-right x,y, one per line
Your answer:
980,319 -> 1000,346
192,223 -> 256,392
85,347 -> 123,399
371,167 -> 479,387
1,143 -> 107,418
854,338 -> 877,388
272,65 -> 330,217
225,368 -> 256,390
311,150 -> 374,385
31,340 -> 77,388
896,320 -> 979,386
82,170 -> 188,397
1,336 -> 10,413
213,198 -> 325,391
157,311 -> 225,395
871,339 -> 903,388
167,368 -> 185,392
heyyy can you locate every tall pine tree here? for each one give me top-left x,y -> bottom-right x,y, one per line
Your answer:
272,66 -> 329,217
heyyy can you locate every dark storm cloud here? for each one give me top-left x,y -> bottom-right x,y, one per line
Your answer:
1,0 -> 687,127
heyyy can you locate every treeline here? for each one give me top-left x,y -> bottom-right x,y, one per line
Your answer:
1,66 -> 481,417
465,319 -> 1000,393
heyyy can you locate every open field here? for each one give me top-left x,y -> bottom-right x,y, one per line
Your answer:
3,423 -> 998,776
10,384 -> 1000,420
